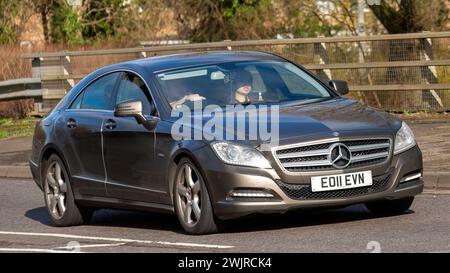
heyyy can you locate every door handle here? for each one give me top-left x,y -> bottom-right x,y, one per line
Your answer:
104,119 -> 116,130
66,118 -> 77,129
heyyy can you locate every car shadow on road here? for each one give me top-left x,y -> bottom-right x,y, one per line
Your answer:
25,207 -> 54,226
25,204 -> 414,235
221,204 -> 415,234
24,206 -> 182,233
89,209 -> 181,232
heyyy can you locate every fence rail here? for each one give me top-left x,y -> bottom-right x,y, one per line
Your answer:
33,60 -> 450,78
23,31 -> 450,58
0,78 -> 42,100
7,31 -> 450,112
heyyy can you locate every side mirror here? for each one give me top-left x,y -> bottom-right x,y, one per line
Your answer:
329,80 -> 349,95
114,100 -> 146,124
114,100 -> 160,130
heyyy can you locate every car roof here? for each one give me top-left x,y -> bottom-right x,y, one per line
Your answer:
109,51 -> 285,73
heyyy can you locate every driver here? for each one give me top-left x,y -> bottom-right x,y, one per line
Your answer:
233,70 -> 253,104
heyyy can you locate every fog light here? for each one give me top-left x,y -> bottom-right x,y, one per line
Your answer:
400,172 -> 422,184
229,189 -> 274,199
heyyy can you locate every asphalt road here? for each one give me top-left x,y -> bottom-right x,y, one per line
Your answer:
0,178 -> 449,253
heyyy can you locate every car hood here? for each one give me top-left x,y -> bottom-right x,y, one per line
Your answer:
270,98 -> 399,145
168,98 -> 401,148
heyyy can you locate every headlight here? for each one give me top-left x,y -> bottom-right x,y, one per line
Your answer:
211,142 -> 272,168
394,122 -> 416,155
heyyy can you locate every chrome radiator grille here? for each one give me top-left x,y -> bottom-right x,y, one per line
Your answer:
274,139 -> 391,172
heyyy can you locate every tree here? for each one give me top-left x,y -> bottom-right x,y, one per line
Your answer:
49,0 -> 84,44
369,0 -> 449,34
277,0 -> 369,38
81,0 -> 129,40
170,0 -> 276,42
31,0 -> 133,44
126,0 -> 179,42
33,0 -> 54,43
0,0 -> 34,43
367,0 -> 449,109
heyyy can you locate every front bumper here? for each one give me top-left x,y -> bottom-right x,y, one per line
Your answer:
197,145 -> 423,220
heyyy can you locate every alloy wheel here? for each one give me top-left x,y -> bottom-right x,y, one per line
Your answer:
176,163 -> 202,227
44,161 -> 68,220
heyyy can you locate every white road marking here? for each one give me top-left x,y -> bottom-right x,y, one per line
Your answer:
0,242 -> 127,253
0,231 -> 234,249
54,242 -> 127,249
0,248 -> 81,253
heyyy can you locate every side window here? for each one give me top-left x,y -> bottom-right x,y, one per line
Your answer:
115,73 -> 154,116
70,91 -> 83,109
70,72 -> 119,110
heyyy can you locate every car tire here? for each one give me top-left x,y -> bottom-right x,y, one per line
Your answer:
43,154 -> 93,227
365,197 -> 415,215
173,158 -> 219,235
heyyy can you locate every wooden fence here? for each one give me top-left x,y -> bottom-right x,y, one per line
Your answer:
7,31 -> 450,112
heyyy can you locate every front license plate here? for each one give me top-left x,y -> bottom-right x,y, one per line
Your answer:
311,171 -> 372,192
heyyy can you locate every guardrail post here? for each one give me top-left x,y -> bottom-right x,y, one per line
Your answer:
31,57 -> 42,78
421,35 -> 443,108
313,40 -> 331,81
31,58 -> 44,113
62,54 -> 75,88
356,41 -> 380,107
31,54 -> 74,112
223,40 -> 232,51
137,46 -> 147,59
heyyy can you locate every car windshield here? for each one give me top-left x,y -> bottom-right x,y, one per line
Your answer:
155,60 -> 332,110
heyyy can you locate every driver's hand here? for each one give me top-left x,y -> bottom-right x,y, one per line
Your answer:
170,93 -> 206,109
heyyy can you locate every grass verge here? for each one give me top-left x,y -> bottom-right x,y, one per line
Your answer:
0,118 -> 38,139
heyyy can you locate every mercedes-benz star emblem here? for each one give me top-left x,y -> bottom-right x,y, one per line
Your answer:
329,143 -> 352,169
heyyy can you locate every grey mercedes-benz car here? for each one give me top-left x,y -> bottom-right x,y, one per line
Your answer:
30,51 -> 423,234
